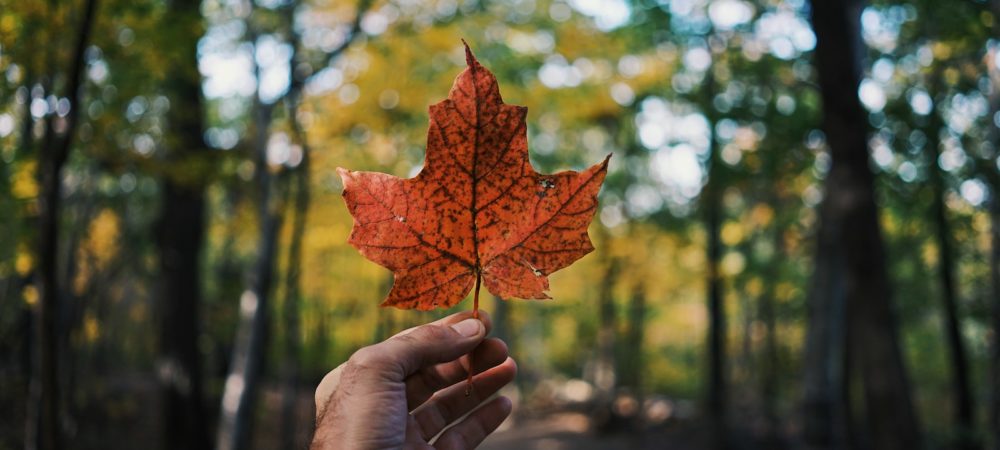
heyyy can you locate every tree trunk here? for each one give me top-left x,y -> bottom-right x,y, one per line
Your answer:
215,51 -> 284,448
16,29 -> 37,450
278,5 -> 310,446
704,89 -> 727,441
622,282 -> 646,394
588,250 -> 620,431
279,182 -> 303,449
990,191 -> 1000,450
759,196 -> 783,446
802,162 -> 850,449
986,14 -> 1000,449
29,0 -> 98,448
804,1 -> 922,449
596,255 -> 620,399
926,81 -> 975,448
58,190 -> 99,437
154,0 -> 211,448
279,101 -> 311,450
697,50 -> 729,440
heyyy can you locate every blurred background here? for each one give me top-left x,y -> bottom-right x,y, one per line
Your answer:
1,0 -> 999,449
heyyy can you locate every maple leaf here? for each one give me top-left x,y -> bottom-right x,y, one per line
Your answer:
339,41 -> 609,311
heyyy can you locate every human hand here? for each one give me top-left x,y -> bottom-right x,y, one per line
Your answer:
311,310 -> 517,450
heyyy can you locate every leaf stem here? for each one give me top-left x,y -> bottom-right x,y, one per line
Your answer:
466,271 -> 482,396
473,271 -> 481,319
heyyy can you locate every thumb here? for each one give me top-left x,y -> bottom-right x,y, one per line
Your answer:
358,318 -> 485,380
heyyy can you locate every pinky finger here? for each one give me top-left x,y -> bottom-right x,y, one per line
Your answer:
433,396 -> 512,450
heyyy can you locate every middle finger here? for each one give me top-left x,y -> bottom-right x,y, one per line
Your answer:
405,337 -> 509,409
412,357 -> 517,442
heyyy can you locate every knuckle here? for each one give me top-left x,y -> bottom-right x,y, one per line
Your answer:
392,331 -> 421,348
348,346 -> 384,372
393,324 -> 451,351
414,324 -> 453,342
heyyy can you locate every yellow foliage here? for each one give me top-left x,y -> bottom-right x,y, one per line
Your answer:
83,312 -> 100,342
23,285 -> 38,306
681,245 -> 704,269
922,241 -> 939,267
74,209 -> 122,295
746,277 -> 763,298
16,251 -> 32,275
721,222 -> 744,246
721,251 -> 746,276
12,161 -> 38,199
776,282 -> 797,301
750,204 -> 774,227
130,302 -> 147,323
0,14 -> 16,35
932,42 -> 952,60
981,11 -> 995,27
944,67 -> 960,85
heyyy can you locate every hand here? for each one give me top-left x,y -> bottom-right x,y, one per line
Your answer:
311,310 -> 517,450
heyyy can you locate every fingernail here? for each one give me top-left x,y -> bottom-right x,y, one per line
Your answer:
451,318 -> 482,337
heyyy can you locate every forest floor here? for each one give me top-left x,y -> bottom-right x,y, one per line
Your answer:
480,409 -> 786,450
11,374 -> 790,450
481,411 -> 711,450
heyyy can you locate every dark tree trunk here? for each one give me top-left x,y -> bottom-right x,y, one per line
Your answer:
991,191 -> 1000,450
215,4 -> 369,447
596,254 -> 620,399
16,39 -> 37,450
986,10 -> 1000,448
622,282 -> 646,394
590,250 -> 621,431
279,95 -> 310,450
157,182 -> 209,450
802,145 -> 851,449
804,1 -> 922,449
215,63 -> 284,449
278,6 -> 309,447
154,1 -> 210,448
926,83 -> 975,448
704,90 -> 727,441
271,0 -> 373,438
279,185 -> 303,450
759,195 -> 783,446
58,191 -> 98,436
29,1 -> 98,448
697,51 -> 729,440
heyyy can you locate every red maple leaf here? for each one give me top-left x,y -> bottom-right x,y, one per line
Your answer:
339,41 -> 609,311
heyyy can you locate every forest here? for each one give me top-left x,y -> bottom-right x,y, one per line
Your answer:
1,0 -> 999,449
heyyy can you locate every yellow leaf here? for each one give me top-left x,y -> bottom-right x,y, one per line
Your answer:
12,162 -> 38,199
721,222 -> 744,246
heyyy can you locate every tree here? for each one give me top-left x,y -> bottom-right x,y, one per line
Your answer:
27,0 -> 98,448
215,2 -> 370,449
702,66 -> 727,440
154,0 -> 212,447
803,1 -> 922,449
593,249 -> 620,427
925,71 -> 974,448
988,27 -> 1000,450
278,2 -> 312,447
214,23 -> 286,448
987,4 -> 1000,447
